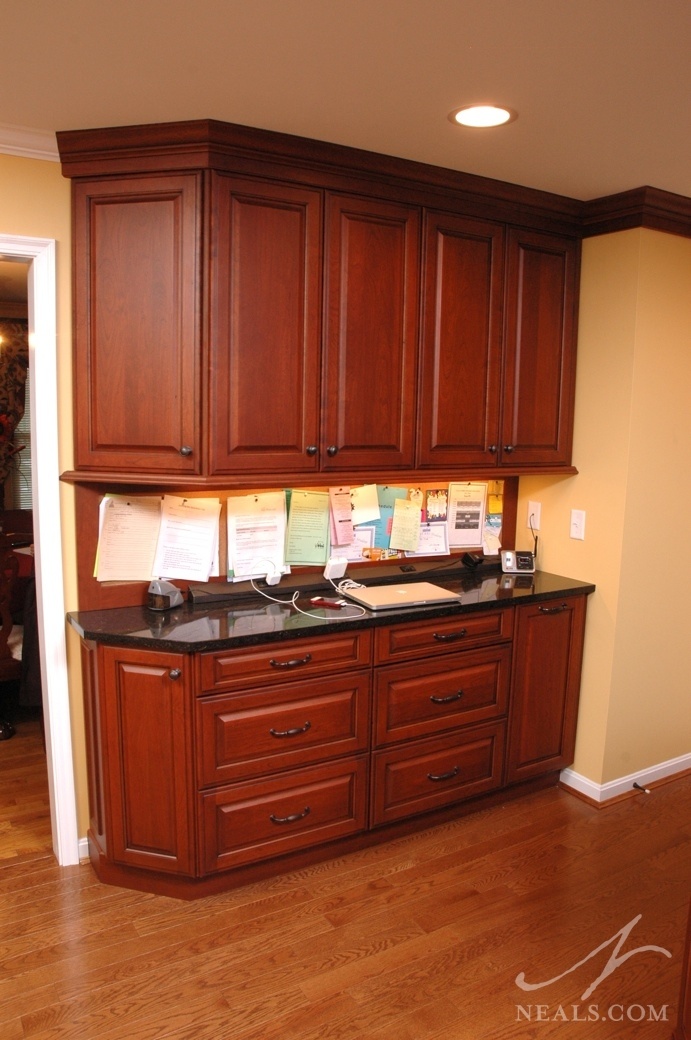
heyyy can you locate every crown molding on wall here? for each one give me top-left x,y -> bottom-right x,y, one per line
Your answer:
0,124 -> 59,162
581,185 -> 691,239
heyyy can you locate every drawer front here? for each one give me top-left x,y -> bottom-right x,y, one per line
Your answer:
200,629 -> 372,693
199,756 -> 368,873
371,722 -> 505,826
375,608 -> 512,664
374,644 -> 511,746
196,672 -> 371,785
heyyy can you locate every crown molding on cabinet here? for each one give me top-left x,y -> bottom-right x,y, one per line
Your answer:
1,117 -> 688,239
0,123 -> 59,162
56,118 -> 585,236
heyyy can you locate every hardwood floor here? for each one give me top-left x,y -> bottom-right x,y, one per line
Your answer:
0,770 -> 688,1040
0,708 -> 52,861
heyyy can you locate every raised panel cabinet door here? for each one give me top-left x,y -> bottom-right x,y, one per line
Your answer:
506,595 -> 587,783
99,645 -> 194,875
417,212 -> 504,467
322,194 -> 420,470
501,229 -> 580,467
73,174 -> 202,474
208,175 -> 322,475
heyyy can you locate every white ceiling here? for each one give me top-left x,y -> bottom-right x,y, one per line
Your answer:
2,0 -> 691,202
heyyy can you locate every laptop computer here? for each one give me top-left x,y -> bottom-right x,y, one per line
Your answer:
341,581 -> 461,611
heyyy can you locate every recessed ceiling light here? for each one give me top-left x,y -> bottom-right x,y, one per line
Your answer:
449,104 -> 517,128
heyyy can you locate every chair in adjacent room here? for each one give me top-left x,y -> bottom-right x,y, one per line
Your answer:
0,534 -> 24,739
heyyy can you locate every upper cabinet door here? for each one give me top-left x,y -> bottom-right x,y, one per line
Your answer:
322,195 -> 420,471
208,175 -> 322,476
417,213 -> 504,468
73,174 -> 202,475
501,230 -> 580,467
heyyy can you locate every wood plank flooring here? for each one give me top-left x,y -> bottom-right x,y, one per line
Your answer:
0,709 -> 52,861
0,766 -> 688,1039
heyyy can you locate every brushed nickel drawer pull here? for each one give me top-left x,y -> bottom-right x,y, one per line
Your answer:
427,766 -> 460,782
432,629 -> 467,642
538,603 -> 568,615
269,721 -> 312,738
269,653 -> 312,669
430,689 -> 464,705
270,806 -> 311,825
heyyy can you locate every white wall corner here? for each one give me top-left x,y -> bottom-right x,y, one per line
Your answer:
561,752 -> 691,803
0,123 -> 59,161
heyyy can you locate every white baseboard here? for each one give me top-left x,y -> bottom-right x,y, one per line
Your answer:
78,836 -> 90,862
560,752 -> 691,804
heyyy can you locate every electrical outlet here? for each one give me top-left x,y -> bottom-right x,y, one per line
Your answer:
570,509 -> 586,540
527,500 -> 541,531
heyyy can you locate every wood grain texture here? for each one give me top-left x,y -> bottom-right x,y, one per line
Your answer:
0,710 -> 51,861
0,769 -> 688,1038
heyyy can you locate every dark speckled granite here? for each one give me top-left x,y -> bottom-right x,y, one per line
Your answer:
67,568 -> 595,654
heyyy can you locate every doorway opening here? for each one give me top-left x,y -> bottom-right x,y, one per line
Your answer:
0,234 -> 78,865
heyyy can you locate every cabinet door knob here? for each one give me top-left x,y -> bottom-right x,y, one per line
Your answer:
487,444 -> 498,454
305,445 -> 318,456
326,445 -> 338,457
168,668 -> 182,680
270,806 -> 311,825
503,444 -> 515,454
179,445 -> 193,457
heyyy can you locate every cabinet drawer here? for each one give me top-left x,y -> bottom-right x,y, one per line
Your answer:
196,672 -> 371,785
200,629 -> 373,693
375,608 -> 512,664
374,645 -> 510,747
371,721 -> 505,826
199,756 -> 368,873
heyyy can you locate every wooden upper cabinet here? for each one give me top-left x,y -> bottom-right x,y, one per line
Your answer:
321,194 -> 420,471
501,229 -> 580,467
61,121 -> 582,485
417,213 -> 504,467
208,175 -> 322,475
73,174 -> 202,475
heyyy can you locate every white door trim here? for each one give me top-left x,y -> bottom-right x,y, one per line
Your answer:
1,233 -> 79,865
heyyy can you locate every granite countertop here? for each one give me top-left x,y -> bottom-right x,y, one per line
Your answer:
67,566 -> 595,654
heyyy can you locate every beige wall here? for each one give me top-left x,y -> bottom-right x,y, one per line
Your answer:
520,228 -> 691,785
0,153 -> 89,829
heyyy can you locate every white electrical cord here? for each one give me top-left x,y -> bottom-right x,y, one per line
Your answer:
250,578 -> 367,620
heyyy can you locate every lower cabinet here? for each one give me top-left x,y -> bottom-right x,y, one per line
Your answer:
81,591 -> 590,896
505,595 -> 587,783
200,756 -> 369,873
96,645 -> 195,876
371,722 -> 506,826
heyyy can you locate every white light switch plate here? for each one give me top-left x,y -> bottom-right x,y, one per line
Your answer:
570,509 -> 586,540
